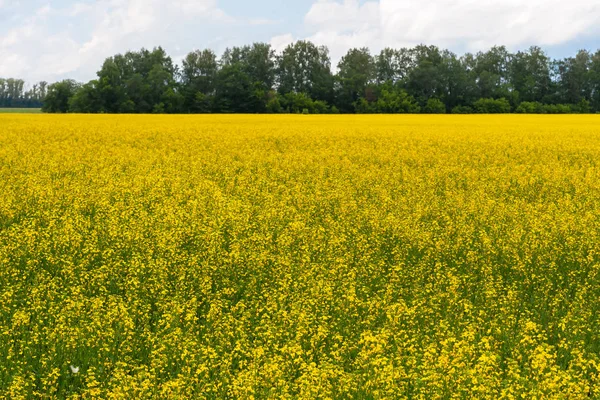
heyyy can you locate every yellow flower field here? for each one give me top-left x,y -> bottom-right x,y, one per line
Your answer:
1,114 -> 599,399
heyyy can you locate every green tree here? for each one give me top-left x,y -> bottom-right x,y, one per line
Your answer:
555,50 -> 592,105
266,92 -> 282,113
336,48 -> 375,113
214,63 -> 260,113
405,45 -> 447,105
424,98 -> 446,113
228,43 -> 276,91
35,43 -> 600,114
510,46 -> 552,103
473,46 -> 512,99
451,105 -> 474,114
375,47 -> 413,84
220,43 -> 277,113
356,83 -> 420,114
473,98 -> 512,113
181,49 -> 218,112
95,47 -> 179,113
591,51 -> 600,112
69,81 -> 103,113
441,51 -> 479,110
515,101 -> 544,114
277,41 -> 334,104
42,80 -> 80,113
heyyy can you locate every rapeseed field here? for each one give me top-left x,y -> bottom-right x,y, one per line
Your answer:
1,114 -> 599,399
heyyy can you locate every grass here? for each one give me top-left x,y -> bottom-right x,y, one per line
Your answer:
0,108 -> 42,113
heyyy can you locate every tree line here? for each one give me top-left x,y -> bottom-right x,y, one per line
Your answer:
41,43 -> 600,114
0,78 -> 47,108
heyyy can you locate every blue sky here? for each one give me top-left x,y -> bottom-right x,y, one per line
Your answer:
1,0 -> 599,83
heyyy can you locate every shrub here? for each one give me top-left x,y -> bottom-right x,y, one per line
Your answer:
424,98 -> 446,114
266,97 -> 282,114
313,101 -> 329,114
451,105 -> 474,114
576,99 -> 591,114
354,84 -> 420,114
279,92 -> 331,114
515,102 -> 544,114
193,93 -> 214,113
473,98 -> 511,114
543,104 -> 573,114
354,98 -> 372,114
42,80 -> 81,113
152,103 -> 166,114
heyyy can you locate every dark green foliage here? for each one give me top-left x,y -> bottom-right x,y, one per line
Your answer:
424,98 -> 446,114
516,100 -> 590,114
0,78 -> 46,108
554,50 -> 592,105
576,98 -> 591,113
42,80 -> 80,113
355,84 -> 420,114
510,47 -> 552,104
214,43 -> 278,113
405,45 -> 446,104
542,104 -> 576,114
278,92 -> 331,114
40,42 -> 600,114
214,64 -> 261,113
69,81 -> 103,113
472,46 -> 512,100
473,98 -> 512,113
591,51 -> 600,112
515,102 -> 545,114
336,48 -> 375,112
375,48 -> 412,84
90,47 -> 181,114
276,41 -> 334,105
193,93 -> 214,114
265,92 -> 282,114
451,105 -> 474,114
181,49 -> 218,112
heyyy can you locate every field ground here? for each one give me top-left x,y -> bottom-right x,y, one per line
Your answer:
0,115 -> 599,398
0,108 -> 42,113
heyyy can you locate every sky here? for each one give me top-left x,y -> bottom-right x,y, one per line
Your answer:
1,0 -> 599,84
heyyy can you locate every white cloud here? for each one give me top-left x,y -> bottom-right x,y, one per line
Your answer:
380,0 -> 600,50
249,18 -> 281,26
3,0 -> 599,83
305,0 -> 379,32
270,34 -> 295,53
275,0 -> 600,66
0,0 -> 233,82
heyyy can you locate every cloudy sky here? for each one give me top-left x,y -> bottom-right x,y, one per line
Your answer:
1,0 -> 599,83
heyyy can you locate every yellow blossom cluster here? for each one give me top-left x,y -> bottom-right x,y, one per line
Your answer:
0,114 -> 599,398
